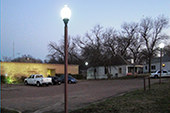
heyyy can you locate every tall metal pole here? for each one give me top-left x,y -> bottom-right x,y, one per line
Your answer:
159,48 -> 162,84
64,18 -> 68,113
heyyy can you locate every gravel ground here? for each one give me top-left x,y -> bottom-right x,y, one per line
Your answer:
1,78 -> 169,113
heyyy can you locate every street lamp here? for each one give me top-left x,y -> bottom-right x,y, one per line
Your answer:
85,62 -> 89,79
61,5 -> 71,113
159,43 -> 164,84
85,62 -> 88,66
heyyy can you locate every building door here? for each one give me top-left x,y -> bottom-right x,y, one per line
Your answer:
47,69 -> 55,76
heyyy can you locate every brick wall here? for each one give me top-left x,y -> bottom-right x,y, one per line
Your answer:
1,62 -> 79,77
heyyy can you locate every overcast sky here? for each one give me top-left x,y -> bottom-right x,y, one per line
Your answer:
1,0 -> 170,61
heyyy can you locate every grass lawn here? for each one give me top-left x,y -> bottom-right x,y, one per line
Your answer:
70,82 -> 170,113
1,108 -> 19,113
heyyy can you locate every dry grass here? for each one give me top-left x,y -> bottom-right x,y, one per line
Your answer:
70,82 -> 170,113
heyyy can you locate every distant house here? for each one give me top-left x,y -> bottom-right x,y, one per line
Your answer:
143,54 -> 170,73
87,55 -> 143,79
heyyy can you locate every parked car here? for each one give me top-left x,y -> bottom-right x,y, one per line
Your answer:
24,74 -> 52,87
59,75 -> 77,84
150,70 -> 170,78
48,76 -> 61,85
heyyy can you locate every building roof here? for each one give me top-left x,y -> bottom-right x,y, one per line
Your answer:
151,54 -> 170,63
111,55 -> 130,66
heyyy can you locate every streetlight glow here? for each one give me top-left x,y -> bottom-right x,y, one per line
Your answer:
159,43 -> 164,49
61,5 -> 71,20
85,62 -> 88,66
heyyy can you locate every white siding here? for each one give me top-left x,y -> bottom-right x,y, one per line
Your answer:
117,65 -> 127,77
87,67 -> 95,79
110,66 -> 117,78
143,61 -> 170,73
87,65 -> 127,79
96,66 -> 107,79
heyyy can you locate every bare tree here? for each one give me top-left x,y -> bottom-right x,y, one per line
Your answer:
75,25 -> 120,79
47,15 -> 169,76
2,56 -> 12,62
139,15 -> 169,73
48,40 -> 64,63
103,27 -> 118,57
102,28 -> 119,79
74,25 -> 103,65
120,22 -> 144,63
11,54 -> 43,63
116,22 -> 138,57
47,36 -> 81,64
164,44 -> 170,55
74,25 -> 107,79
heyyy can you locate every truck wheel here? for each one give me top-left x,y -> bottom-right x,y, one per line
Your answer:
58,81 -> 61,85
68,81 -> 71,84
51,82 -> 54,85
24,81 -> 28,85
37,82 -> 40,87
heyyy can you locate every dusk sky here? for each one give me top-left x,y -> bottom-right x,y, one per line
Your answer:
1,0 -> 170,61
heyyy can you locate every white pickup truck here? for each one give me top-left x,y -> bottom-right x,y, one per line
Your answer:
24,74 -> 52,87
150,70 -> 170,78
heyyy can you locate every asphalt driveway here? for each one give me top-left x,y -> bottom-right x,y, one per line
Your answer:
1,78 -> 169,113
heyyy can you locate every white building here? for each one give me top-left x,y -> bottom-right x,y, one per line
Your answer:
87,55 -> 143,79
143,54 -> 170,73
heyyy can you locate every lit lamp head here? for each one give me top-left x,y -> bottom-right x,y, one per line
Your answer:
85,62 -> 88,66
159,43 -> 164,49
61,5 -> 71,25
162,64 -> 165,67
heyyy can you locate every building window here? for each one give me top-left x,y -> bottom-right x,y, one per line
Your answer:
119,68 -> 122,74
151,65 -> 156,70
145,66 -> 147,70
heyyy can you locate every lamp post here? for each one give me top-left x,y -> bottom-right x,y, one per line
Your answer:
159,43 -> 164,84
61,5 -> 71,113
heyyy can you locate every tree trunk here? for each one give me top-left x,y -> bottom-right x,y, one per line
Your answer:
148,58 -> 151,73
94,68 -> 96,80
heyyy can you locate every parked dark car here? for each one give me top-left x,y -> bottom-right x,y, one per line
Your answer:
59,75 -> 77,84
48,76 -> 61,85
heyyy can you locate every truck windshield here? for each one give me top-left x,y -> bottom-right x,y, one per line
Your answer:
36,75 -> 43,78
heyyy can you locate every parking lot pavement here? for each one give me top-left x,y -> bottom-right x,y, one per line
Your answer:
1,78 -> 169,113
